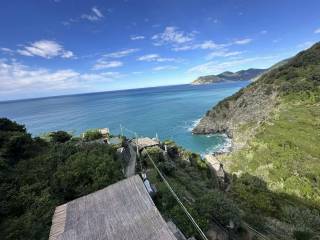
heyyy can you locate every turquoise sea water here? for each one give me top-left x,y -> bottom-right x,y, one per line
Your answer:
0,82 -> 249,154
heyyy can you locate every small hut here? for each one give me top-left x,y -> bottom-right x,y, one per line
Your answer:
131,137 -> 160,151
49,175 -> 177,240
98,128 -> 110,139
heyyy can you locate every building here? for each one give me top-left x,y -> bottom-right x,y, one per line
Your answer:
49,175 -> 177,240
131,137 -> 160,151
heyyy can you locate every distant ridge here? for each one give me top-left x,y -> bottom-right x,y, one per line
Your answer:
191,68 -> 266,85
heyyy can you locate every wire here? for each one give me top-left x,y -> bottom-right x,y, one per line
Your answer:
144,149 -> 209,240
120,125 -> 276,240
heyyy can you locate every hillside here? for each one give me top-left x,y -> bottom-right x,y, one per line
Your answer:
0,120 -> 124,240
193,42 -> 320,238
191,68 -> 266,85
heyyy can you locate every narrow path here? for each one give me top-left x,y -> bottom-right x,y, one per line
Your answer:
125,142 -> 137,177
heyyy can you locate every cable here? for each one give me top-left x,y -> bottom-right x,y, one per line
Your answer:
144,149 -> 209,240
121,125 -> 276,240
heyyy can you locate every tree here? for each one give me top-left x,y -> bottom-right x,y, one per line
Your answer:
49,131 -> 72,143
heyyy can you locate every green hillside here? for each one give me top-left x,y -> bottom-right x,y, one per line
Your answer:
194,42 -> 320,239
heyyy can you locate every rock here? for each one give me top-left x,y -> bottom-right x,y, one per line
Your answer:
192,82 -> 278,141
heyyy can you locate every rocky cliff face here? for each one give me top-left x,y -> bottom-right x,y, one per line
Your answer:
192,81 -> 278,138
193,42 -> 320,144
191,68 -> 266,85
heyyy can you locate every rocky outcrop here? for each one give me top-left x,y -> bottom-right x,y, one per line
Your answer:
193,42 -> 320,147
192,82 -> 278,139
191,68 -> 266,85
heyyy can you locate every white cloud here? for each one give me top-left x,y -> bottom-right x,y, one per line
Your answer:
172,38 -> 252,52
152,26 -> 195,46
0,59 -> 120,98
188,56 -> 277,75
137,54 -> 176,62
91,48 -> 138,71
206,50 -> 242,60
81,6 -> 104,21
92,7 -> 103,18
131,35 -> 145,40
17,40 -> 74,59
0,47 -> 14,54
233,38 -> 252,45
103,48 -> 139,58
260,30 -> 268,35
314,28 -> 320,34
153,65 -> 178,71
173,40 -> 225,52
92,60 -> 123,70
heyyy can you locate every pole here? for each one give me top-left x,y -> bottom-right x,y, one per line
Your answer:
120,124 -> 123,137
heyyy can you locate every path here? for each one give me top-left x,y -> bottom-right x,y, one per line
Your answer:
125,142 -> 137,177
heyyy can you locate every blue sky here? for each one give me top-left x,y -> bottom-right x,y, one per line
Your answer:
0,0 -> 320,101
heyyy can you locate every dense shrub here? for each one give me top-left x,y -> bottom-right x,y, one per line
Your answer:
83,129 -> 102,141
49,131 -> 72,143
196,190 -> 242,229
0,118 -> 124,240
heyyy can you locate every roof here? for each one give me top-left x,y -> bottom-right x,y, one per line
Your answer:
98,128 -> 110,135
49,175 -> 177,240
132,137 -> 160,150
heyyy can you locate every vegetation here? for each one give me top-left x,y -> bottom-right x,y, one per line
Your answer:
215,43 -> 320,239
140,143 -> 243,238
49,130 -> 72,143
83,129 -> 103,141
0,118 -> 124,240
221,93 -> 320,238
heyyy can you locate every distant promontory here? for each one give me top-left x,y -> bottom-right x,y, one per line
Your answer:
191,68 -> 266,85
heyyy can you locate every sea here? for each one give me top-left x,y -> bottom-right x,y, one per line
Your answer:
0,81 -> 249,155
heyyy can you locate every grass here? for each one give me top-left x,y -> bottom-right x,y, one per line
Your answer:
222,91 -> 320,237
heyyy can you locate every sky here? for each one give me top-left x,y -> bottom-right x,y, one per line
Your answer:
0,0 -> 320,101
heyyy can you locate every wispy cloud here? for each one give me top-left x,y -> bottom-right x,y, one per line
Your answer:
173,40 -> 226,51
0,59 -> 122,99
233,38 -> 252,45
81,6 -> 104,21
131,35 -> 145,40
63,6 -> 104,25
137,54 -> 177,62
152,26 -> 196,46
206,50 -> 242,60
188,56 -> 277,75
153,65 -> 178,71
0,47 -> 14,54
260,30 -> 268,35
17,40 -> 74,59
92,60 -> 123,70
314,28 -> 320,34
91,48 -> 139,71
103,48 -> 139,58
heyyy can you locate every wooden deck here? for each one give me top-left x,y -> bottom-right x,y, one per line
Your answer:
49,175 -> 177,240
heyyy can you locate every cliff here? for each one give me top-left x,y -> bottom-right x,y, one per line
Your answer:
192,42 -> 320,238
193,42 -> 320,142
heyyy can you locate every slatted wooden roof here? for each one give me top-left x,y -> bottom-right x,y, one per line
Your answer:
132,137 -> 160,150
49,175 -> 177,240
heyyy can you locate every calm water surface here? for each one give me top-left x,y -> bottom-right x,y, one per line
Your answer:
0,82 -> 249,154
